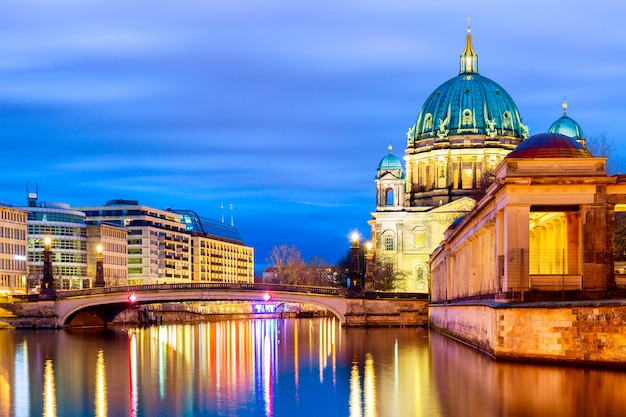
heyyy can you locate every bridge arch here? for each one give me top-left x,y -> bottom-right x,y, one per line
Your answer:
55,285 -> 349,327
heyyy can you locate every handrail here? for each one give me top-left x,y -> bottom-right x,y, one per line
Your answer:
50,283 -> 427,300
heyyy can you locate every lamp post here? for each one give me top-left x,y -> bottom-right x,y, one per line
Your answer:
350,232 -> 361,289
40,236 -> 55,298
364,241 -> 375,291
95,244 -> 105,288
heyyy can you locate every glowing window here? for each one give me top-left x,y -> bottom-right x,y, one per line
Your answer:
415,233 -> 424,248
461,162 -> 473,189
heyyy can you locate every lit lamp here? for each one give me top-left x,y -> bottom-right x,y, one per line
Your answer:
350,232 -> 361,289
364,241 -> 375,292
95,244 -> 105,288
40,236 -> 55,298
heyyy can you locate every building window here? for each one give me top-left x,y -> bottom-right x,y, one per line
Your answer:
385,237 -> 395,251
415,232 -> 424,248
386,188 -> 395,206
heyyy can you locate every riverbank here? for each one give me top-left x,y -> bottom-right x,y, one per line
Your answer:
429,300 -> 626,367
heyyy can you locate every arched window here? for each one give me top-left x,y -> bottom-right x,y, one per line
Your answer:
385,188 -> 395,206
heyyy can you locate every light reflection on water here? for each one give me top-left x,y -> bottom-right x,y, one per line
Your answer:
0,318 -> 625,417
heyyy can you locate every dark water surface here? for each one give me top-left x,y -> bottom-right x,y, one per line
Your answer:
1,318 -> 625,417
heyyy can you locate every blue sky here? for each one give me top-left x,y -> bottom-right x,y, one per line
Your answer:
1,1 -> 625,270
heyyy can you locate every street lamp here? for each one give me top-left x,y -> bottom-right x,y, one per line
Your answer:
364,241 -> 375,291
350,232 -> 360,289
95,244 -> 105,288
40,236 -> 55,298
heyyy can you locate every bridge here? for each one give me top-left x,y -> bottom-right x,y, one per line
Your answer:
0,283 -> 429,328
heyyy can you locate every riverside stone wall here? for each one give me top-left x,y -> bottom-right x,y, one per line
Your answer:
429,301 -> 626,365
344,299 -> 429,327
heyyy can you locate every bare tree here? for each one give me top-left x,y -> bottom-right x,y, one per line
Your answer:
267,245 -> 307,285
372,258 -> 406,291
307,256 -> 329,286
587,132 -> 622,175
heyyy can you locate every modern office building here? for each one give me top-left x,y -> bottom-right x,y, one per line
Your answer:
23,196 -> 89,290
74,202 -> 254,285
75,200 -> 191,285
171,210 -> 254,283
86,224 -> 128,286
0,205 -> 28,296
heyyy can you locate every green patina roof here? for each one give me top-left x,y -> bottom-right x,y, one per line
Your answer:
548,100 -> 585,141
376,146 -> 405,179
408,28 -> 528,142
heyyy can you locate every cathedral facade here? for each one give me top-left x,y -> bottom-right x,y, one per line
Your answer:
369,27 -> 530,292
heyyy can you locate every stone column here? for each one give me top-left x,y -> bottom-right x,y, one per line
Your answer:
580,205 -> 608,290
502,205 -> 530,294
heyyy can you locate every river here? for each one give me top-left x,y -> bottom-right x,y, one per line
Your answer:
0,318 -> 625,417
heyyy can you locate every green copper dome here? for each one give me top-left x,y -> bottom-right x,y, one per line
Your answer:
548,100 -> 585,141
408,28 -> 529,143
376,146 -> 405,179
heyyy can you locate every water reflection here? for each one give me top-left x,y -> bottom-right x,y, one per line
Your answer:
0,320 -> 625,417
95,349 -> 107,417
43,358 -> 56,417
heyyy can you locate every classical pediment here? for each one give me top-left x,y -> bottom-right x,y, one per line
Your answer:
429,196 -> 476,213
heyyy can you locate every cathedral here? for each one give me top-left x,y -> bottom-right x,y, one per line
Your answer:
368,26 -> 587,293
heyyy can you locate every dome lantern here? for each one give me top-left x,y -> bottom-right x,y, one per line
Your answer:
460,17 -> 478,74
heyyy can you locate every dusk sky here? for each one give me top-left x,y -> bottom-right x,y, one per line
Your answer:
1,1 -> 625,270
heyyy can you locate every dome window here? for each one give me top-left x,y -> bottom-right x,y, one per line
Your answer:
464,87 -> 471,94
503,111 -> 512,129
425,113 -> 433,130
462,109 -> 473,125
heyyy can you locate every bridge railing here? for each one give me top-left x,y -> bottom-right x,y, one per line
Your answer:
54,282 -> 342,299
41,283 -> 428,301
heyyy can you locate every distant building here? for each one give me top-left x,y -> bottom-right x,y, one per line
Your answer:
262,267 -> 278,283
170,209 -> 254,283
0,205 -> 28,296
23,198 -> 89,290
74,200 -> 254,285
86,224 -> 128,286
75,200 -> 191,285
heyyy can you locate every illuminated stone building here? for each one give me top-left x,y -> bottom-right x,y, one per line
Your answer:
369,27 -> 529,292
0,205 -> 27,296
430,132 -> 608,302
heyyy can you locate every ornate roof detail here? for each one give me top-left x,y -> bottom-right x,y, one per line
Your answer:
507,132 -> 592,159
548,99 -> 585,141
408,27 -> 528,144
376,146 -> 405,179
460,17 -> 478,74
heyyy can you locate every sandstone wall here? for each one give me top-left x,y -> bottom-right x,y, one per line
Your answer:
430,302 -> 626,365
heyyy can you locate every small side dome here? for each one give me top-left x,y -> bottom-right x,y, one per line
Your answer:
548,100 -> 585,141
376,145 -> 405,179
507,133 -> 592,159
